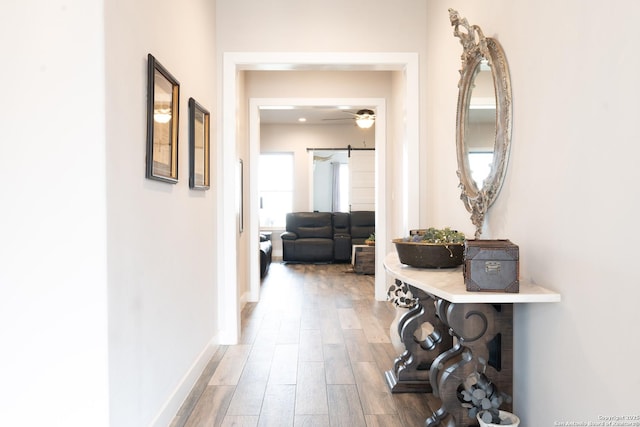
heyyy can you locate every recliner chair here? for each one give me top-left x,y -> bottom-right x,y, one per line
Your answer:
281,212 -> 334,262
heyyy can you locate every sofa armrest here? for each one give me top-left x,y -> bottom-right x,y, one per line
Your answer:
280,231 -> 298,241
334,233 -> 352,262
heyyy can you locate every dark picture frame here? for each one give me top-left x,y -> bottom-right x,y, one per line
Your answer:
146,54 -> 180,183
188,98 -> 211,190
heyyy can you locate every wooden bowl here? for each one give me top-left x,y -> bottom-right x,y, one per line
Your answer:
392,239 -> 464,268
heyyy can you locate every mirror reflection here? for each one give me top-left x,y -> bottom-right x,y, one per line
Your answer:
466,59 -> 497,189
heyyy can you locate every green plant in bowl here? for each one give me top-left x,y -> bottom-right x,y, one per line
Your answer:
393,227 -> 466,268
404,227 -> 466,244
365,233 -> 375,245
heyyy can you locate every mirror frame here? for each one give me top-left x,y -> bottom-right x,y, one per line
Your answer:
450,9 -> 512,238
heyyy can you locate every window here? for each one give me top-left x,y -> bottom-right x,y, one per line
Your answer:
468,151 -> 493,189
259,153 -> 293,228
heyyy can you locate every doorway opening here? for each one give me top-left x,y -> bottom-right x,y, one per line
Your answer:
219,52 -> 419,344
249,97 -> 385,306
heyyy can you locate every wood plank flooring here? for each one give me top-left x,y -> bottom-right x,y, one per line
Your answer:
170,262 -> 435,427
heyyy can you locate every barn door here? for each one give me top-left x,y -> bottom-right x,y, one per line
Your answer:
349,150 -> 375,211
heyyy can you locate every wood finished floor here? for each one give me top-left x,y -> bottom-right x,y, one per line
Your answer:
170,261 -> 436,427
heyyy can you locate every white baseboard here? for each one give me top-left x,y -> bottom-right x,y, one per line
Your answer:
240,290 -> 254,307
148,337 -> 219,427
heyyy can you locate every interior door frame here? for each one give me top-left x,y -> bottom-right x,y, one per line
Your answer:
249,97 -> 385,307
219,52 -> 419,344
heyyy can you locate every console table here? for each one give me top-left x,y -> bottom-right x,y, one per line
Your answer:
384,252 -> 560,426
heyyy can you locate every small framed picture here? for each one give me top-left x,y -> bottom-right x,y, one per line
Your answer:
188,98 -> 210,190
146,54 -> 180,183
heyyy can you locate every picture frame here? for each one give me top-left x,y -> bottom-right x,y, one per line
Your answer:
188,98 -> 211,190
146,53 -> 180,183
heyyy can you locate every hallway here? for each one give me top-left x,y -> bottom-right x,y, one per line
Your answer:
170,262 -> 434,426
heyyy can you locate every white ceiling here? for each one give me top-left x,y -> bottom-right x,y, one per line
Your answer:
259,105 -> 375,126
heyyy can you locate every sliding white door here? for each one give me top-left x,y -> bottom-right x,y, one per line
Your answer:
349,150 -> 375,211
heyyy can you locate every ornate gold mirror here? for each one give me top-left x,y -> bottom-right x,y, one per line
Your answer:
449,9 -> 512,238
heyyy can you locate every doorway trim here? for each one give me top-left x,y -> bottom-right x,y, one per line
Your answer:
220,52 -> 419,344
249,97 -> 386,305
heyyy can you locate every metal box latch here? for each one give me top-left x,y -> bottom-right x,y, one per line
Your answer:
485,261 -> 501,274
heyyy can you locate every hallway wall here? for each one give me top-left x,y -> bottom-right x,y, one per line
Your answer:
105,0 -> 218,426
1,1 -> 109,425
425,0 -> 640,424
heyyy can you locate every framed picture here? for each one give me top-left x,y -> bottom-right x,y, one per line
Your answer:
188,98 -> 210,190
146,53 -> 180,183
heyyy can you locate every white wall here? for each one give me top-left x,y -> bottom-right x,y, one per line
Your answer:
105,0 -> 218,426
0,1 -> 109,426
426,0 -> 640,424
388,71 -> 408,240
216,0 -> 428,53
260,121 -> 377,211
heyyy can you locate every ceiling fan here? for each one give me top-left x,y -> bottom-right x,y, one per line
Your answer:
323,109 -> 376,129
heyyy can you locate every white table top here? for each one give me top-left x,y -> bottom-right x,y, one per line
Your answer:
384,252 -> 561,304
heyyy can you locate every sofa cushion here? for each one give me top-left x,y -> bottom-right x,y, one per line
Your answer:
290,238 -> 333,262
286,212 -> 333,239
332,212 -> 350,235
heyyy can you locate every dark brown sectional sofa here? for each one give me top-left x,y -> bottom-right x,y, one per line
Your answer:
280,211 -> 375,263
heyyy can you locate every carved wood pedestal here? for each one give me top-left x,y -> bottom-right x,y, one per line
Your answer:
384,253 -> 560,427
385,283 -> 453,393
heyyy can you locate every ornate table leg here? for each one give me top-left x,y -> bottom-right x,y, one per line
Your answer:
425,300 -> 513,427
385,281 -> 453,393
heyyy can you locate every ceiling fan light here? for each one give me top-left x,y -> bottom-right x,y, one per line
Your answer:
356,117 -> 375,129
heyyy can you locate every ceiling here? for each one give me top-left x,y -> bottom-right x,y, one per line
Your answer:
259,106 -> 375,126
258,104 -> 494,127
